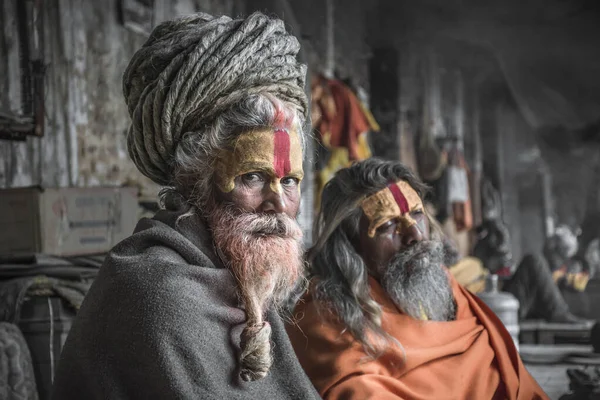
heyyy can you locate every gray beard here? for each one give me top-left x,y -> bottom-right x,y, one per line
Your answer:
381,240 -> 457,322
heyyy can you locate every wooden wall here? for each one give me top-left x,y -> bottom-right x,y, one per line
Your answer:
0,0 -> 236,199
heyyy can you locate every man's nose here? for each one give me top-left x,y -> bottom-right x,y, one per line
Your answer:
261,184 -> 286,214
401,223 -> 424,247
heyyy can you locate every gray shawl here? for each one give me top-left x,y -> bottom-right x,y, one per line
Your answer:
50,205 -> 320,400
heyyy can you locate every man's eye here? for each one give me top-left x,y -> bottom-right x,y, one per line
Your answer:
241,173 -> 263,184
281,177 -> 300,187
377,220 -> 395,234
411,209 -> 424,217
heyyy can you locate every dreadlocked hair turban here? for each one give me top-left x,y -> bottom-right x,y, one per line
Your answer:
122,11 -> 308,186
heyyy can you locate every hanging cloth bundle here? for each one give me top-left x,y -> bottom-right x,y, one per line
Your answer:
481,178 -> 503,221
312,74 -> 380,209
418,51 -> 447,181
447,146 -> 473,232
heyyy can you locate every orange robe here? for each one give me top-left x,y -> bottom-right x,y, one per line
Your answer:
287,271 -> 548,400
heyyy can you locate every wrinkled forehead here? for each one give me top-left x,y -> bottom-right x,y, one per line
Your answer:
360,180 -> 424,237
361,180 -> 423,216
231,127 -> 303,172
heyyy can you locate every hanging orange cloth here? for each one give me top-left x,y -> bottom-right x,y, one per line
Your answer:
287,271 -> 548,400
312,75 -> 380,209
312,75 -> 379,160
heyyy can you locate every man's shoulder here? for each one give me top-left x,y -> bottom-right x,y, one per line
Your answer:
287,282 -> 354,348
291,279 -> 327,321
100,247 -> 232,306
89,217 -> 234,315
105,214 -> 219,270
77,243 -> 240,347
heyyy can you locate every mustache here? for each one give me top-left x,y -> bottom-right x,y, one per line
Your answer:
217,205 -> 302,239
388,240 -> 445,268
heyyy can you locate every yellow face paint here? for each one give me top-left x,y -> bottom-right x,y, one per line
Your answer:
361,180 -> 424,237
214,127 -> 304,193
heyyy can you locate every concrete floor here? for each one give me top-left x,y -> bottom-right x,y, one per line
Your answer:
521,344 -> 599,399
526,363 -> 571,399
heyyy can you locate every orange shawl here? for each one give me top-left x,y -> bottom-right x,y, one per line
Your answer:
287,272 -> 548,400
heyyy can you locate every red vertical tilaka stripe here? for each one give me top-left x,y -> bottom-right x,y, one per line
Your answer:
273,129 -> 291,177
388,183 -> 409,214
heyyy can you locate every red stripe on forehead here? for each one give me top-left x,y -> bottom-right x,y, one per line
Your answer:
273,129 -> 291,177
273,104 -> 290,129
388,183 -> 409,214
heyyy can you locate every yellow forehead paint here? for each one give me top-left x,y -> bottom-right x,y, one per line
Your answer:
419,303 -> 429,321
360,180 -> 424,237
215,127 -> 304,193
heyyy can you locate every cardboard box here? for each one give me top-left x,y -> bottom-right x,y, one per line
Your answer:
0,187 -> 139,257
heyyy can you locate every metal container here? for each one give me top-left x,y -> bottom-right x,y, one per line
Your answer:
478,274 -> 520,351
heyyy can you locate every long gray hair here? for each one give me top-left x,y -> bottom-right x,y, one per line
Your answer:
308,158 -> 440,356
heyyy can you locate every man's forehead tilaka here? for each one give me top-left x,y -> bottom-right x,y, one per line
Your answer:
361,180 -> 424,237
215,107 -> 303,193
273,108 -> 293,178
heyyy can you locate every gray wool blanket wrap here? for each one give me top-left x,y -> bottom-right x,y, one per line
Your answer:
50,205 -> 320,400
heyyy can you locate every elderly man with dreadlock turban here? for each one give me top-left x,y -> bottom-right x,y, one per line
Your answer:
286,158 -> 547,400
52,11 -> 320,400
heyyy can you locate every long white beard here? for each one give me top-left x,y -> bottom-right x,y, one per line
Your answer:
381,240 -> 456,321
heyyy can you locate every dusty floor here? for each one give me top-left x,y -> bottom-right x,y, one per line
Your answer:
522,344 -> 599,399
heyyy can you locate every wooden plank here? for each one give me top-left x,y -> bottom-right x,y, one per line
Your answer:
520,330 -> 537,345
520,319 -> 594,345
0,0 -> 9,188
521,320 -> 595,332
66,0 -> 87,186
3,0 -> 21,114
38,0 -> 62,188
40,0 -> 73,187
1,0 -> 20,188
6,0 -> 33,187
0,0 -> 10,115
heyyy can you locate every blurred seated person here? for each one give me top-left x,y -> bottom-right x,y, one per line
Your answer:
543,225 -> 599,318
469,218 -> 589,323
444,236 -> 489,293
